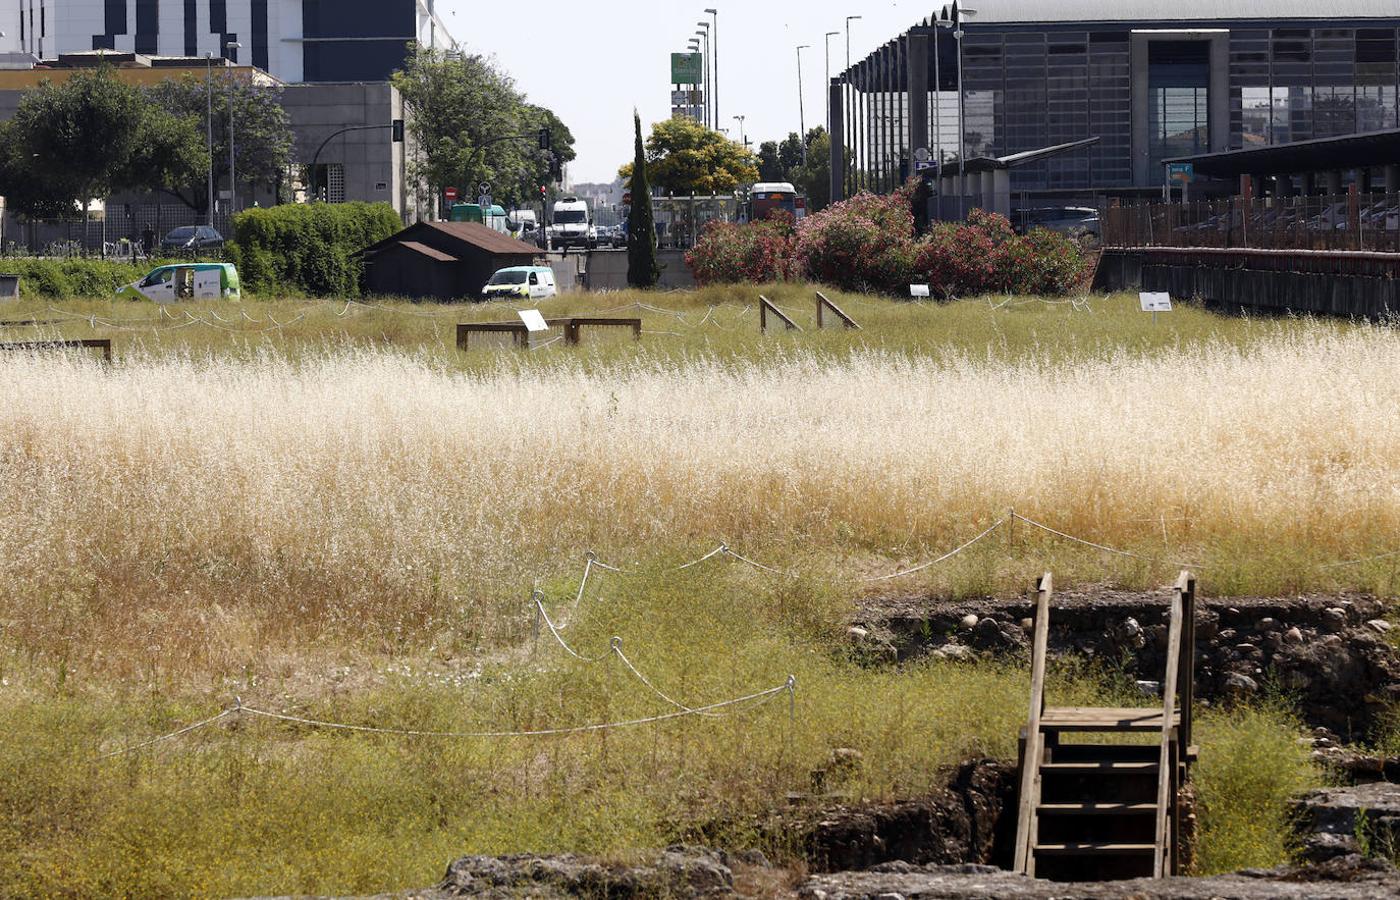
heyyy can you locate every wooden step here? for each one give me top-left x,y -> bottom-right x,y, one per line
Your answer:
1037,802 -> 1157,815
1034,842 -> 1155,856
1040,707 -> 1181,733
1041,760 -> 1159,773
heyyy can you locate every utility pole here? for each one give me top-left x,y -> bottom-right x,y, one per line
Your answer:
226,41 -> 241,214
824,31 -> 839,133
205,52 -> 215,226
797,45 -> 810,164
705,8 -> 719,126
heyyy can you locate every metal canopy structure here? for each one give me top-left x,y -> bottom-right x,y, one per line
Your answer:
1164,127 -> 1400,178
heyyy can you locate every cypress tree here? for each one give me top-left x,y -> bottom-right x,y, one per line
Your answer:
627,112 -> 659,289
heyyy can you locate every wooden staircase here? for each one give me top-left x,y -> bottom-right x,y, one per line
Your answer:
1013,572 -> 1197,881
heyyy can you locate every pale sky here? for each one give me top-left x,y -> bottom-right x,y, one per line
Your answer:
437,1 -> 925,184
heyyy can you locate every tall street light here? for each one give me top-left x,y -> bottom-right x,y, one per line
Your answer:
696,22 -> 711,129
226,40 -> 241,214
797,45 -> 811,164
733,114 -> 747,147
845,15 -> 861,71
705,9 -> 719,126
687,38 -> 702,124
953,6 -> 976,218
205,52 -> 215,226
824,31 -> 839,134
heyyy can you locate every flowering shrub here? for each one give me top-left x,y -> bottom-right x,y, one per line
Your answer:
688,183 -> 1089,298
792,188 -> 917,294
685,212 -> 797,285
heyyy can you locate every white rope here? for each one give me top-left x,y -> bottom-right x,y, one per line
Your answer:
532,591 -> 611,662
589,544 -> 728,576
859,517 -> 1008,582
98,707 -> 236,759
1012,513 -> 1206,570
611,641 -> 720,717
1320,548 -> 1400,569
239,679 -> 793,738
723,546 -> 794,577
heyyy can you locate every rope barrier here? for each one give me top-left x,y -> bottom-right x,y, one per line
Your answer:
100,678 -> 795,754
1010,513 -> 1207,570
1320,548 -> 1400,569
859,517 -> 1008,582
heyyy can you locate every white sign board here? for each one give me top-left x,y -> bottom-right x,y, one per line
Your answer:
910,284 -> 931,298
518,309 -> 549,332
1139,292 -> 1173,312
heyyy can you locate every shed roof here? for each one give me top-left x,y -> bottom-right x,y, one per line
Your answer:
395,241 -> 458,263
361,221 -> 540,258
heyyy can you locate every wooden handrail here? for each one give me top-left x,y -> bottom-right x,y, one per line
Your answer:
1014,571 -> 1053,875
1176,571 -> 1196,765
815,290 -> 861,330
1153,573 -> 1188,878
759,295 -> 802,334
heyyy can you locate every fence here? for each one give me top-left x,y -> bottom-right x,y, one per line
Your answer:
0,204 -> 235,258
1102,192 -> 1400,254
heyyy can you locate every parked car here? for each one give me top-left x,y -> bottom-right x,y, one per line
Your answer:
1015,207 -> 1100,239
160,225 -> 225,253
481,265 -> 558,301
115,263 -> 241,303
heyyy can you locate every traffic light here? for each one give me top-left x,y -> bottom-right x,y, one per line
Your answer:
538,127 -> 551,151
548,154 -> 562,182
391,119 -> 405,143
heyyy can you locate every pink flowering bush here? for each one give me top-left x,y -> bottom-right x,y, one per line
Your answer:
686,212 -> 797,285
687,184 -> 1089,297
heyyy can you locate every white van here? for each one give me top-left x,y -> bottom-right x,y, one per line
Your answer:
547,197 -> 594,251
481,266 -> 558,300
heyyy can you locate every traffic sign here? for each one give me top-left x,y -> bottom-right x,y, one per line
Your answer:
671,52 -> 704,84
1167,163 -> 1194,184
445,187 -> 459,202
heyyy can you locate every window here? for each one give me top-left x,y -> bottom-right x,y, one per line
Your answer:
1148,41 -> 1210,176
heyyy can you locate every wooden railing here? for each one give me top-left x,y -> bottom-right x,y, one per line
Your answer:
1014,571 -> 1053,875
0,338 -> 112,363
1153,570 -> 1194,878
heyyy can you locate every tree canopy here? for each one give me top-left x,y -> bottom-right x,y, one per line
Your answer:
145,74 -> 293,212
0,67 -> 209,219
392,48 -> 576,210
618,118 -> 758,196
753,127 -> 836,211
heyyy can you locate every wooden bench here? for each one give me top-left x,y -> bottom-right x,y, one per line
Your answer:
456,317 -> 642,350
0,338 -> 112,363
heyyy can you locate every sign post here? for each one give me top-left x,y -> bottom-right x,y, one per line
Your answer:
1167,163 -> 1194,203
1139,291 -> 1173,326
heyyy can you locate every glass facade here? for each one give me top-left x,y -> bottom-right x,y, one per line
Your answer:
841,17 -> 1400,199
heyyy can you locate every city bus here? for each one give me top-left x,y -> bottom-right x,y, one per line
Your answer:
747,182 -> 807,222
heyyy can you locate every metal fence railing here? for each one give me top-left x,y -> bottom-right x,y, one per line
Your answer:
1102,192 -> 1400,254
0,204 -> 235,259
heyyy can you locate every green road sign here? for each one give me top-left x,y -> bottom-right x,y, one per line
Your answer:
671,52 -> 703,85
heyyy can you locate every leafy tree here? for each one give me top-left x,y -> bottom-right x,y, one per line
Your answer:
791,128 -> 833,212
393,48 -> 574,212
0,66 -> 207,220
777,132 -> 806,174
627,112 -> 658,289
145,74 -> 293,213
757,141 -> 782,182
618,117 -> 758,196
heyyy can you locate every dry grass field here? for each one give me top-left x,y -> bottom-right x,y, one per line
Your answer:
0,286 -> 1381,895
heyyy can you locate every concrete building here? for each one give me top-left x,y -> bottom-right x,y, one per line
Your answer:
831,0 -> 1400,210
0,0 -> 452,83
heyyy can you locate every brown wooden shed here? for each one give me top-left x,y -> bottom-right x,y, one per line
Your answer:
361,222 -> 540,301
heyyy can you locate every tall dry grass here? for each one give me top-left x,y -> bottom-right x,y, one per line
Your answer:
2,324 -> 1398,678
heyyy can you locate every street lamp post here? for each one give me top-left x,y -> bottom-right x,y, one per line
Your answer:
687,39 -> 702,124
705,9 -> 718,126
824,31 -> 839,133
696,22 -> 711,129
797,45 -> 811,164
845,15 -> 861,71
205,52 -> 215,226
939,6 -> 976,218
226,41 -> 241,214
733,114 -> 747,147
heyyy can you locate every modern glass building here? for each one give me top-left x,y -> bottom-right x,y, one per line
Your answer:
0,0 -> 454,82
831,1 -> 1400,203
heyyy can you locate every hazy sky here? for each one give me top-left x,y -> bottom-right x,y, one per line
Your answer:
436,1 -> 926,184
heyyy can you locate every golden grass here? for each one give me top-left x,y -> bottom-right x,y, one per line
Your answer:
0,288 -> 1367,894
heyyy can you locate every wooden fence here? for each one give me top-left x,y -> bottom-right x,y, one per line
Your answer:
1102,192 -> 1400,254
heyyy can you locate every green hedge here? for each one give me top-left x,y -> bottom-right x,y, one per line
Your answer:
228,203 -> 403,298
0,258 -> 155,299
